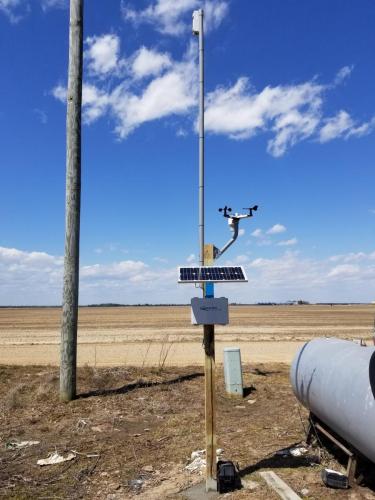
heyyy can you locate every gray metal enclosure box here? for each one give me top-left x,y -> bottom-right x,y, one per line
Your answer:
223,347 -> 243,397
191,297 -> 229,325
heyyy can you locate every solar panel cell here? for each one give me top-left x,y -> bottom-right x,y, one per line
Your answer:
178,266 -> 248,283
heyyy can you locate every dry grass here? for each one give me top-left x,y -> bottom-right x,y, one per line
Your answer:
0,363 -> 374,499
4,383 -> 27,410
157,334 -> 174,373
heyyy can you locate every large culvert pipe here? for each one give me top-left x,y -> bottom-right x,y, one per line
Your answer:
290,337 -> 375,463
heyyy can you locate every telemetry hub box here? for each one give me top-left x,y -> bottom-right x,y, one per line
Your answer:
191,297 -> 229,325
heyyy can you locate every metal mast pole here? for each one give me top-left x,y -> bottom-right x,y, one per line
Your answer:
60,0 -> 84,402
197,9 -> 217,492
198,9 -> 204,268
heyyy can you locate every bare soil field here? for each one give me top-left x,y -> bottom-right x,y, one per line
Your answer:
1,363 -> 375,499
1,306 -> 375,498
0,304 -> 374,366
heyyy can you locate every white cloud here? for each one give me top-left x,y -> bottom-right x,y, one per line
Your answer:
51,26 -> 375,155
319,110 -> 353,143
186,253 -> 195,263
250,225 -> 288,246
33,108 -> 48,124
277,238 -> 298,246
204,0 -> 229,32
0,246 -> 62,267
234,254 -> 249,264
52,43 -> 197,138
329,252 -> 368,263
132,46 -> 172,79
82,84 -> 110,123
40,0 -> 67,10
205,77 -> 323,156
85,34 -> 122,76
176,127 -> 188,137
110,54 -> 196,138
267,224 -> 286,235
238,228 -> 245,237
153,256 -> 168,263
0,0 -> 66,21
0,0 -> 26,23
81,260 -> 148,279
0,246 -> 63,305
249,228 -> 271,246
241,249 -> 375,303
2,245 -> 375,305
327,264 -> 360,278
53,82 -> 112,123
204,66 -> 375,156
251,229 -> 263,238
52,84 -> 66,102
319,110 -> 375,143
334,65 -> 354,85
122,0 -> 228,36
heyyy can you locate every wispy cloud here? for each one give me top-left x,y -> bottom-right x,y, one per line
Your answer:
267,224 -> 286,235
186,253 -> 196,263
93,243 -> 128,255
318,110 -> 375,143
122,0 -> 228,36
251,224 -> 286,238
333,65 -> 354,85
251,228 -> 263,238
40,0 -> 67,11
205,76 -> 323,156
33,108 -> 48,124
0,0 -> 66,22
277,238 -> 298,247
2,245 -> 375,305
0,0 -> 28,23
327,264 -> 362,278
204,66 -> 375,156
52,84 -> 66,102
153,256 -> 168,263
249,224 -> 288,246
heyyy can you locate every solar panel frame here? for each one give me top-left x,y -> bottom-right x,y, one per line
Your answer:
178,266 -> 248,283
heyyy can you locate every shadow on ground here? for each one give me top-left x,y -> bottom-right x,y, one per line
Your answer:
78,372 -> 204,399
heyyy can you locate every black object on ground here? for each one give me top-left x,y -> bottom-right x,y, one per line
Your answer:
321,468 -> 349,489
217,460 -> 242,494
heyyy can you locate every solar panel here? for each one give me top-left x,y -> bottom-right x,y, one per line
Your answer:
178,266 -> 248,283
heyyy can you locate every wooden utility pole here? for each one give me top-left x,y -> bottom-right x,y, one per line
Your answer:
60,0 -> 84,402
204,244 -> 217,491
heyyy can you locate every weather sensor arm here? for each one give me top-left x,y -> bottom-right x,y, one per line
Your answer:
215,205 -> 258,259
216,218 -> 239,258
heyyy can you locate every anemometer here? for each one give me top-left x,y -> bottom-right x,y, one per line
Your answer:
216,204 -> 259,259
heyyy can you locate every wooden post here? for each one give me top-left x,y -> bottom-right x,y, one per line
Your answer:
204,244 -> 217,491
60,0 -> 84,402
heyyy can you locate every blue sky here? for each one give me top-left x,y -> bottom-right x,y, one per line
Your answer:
1,0 -> 375,305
